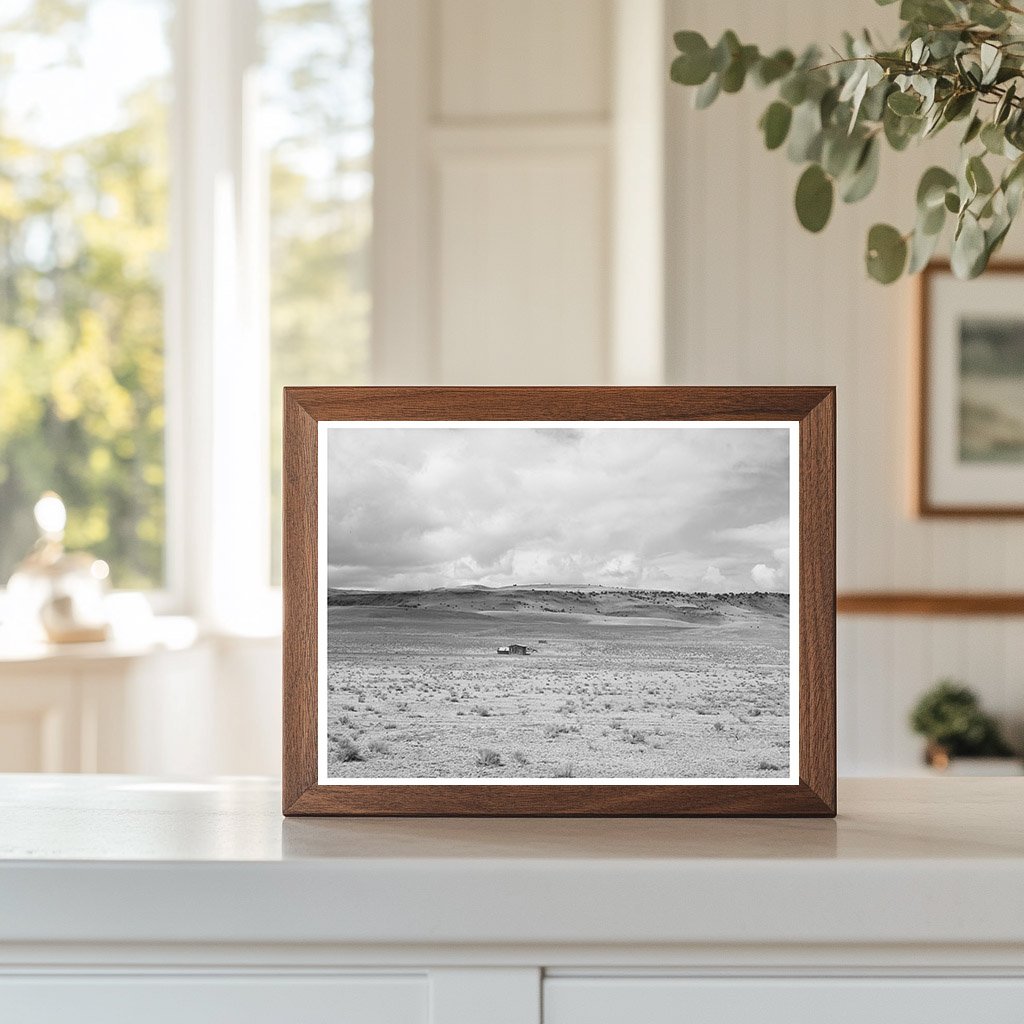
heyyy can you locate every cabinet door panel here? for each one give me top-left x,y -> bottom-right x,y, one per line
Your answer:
545,977 -> 1024,1024
0,975 -> 427,1024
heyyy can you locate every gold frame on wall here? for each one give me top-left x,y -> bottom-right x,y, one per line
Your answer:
916,260 -> 1024,518
834,269 -> 1024,617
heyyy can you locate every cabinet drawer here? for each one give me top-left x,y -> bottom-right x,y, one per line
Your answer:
544,977 -> 1024,1024
0,974 -> 427,1024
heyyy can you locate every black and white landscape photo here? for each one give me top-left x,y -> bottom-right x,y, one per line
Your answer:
319,423 -> 797,783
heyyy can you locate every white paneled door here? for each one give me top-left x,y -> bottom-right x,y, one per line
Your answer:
373,0 -> 665,387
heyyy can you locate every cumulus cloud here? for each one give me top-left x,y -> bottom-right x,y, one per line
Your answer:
325,425 -> 792,592
701,566 -> 727,590
716,516 -> 790,550
751,563 -> 785,590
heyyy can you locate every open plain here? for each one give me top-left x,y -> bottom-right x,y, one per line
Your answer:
325,585 -> 791,780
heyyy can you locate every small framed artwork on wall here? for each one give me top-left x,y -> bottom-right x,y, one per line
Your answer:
282,387 -> 836,817
918,261 -> 1024,516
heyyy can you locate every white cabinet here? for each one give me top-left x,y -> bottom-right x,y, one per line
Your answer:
544,977 -> 1024,1024
2,778 -> 1023,1024
0,624 -> 284,777
0,975 -> 427,1024
0,639 -> 209,773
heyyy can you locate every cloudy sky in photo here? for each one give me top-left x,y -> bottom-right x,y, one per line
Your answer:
325,425 -> 793,592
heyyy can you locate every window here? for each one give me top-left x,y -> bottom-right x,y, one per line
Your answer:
0,0 -> 172,589
0,0 -> 373,616
262,0 -> 373,581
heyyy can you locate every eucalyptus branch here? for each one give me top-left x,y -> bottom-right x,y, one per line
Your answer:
670,0 -> 1024,283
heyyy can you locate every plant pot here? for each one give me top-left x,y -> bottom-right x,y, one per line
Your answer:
924,744 -> 1023,776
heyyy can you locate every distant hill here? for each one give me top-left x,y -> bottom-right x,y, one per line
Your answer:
326,585 -> 788,623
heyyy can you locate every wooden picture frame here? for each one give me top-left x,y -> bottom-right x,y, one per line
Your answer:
917,261 -> 1024,517
283,387 -> 836,817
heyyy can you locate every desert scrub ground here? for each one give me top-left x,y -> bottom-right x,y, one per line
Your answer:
324,586 -> 791,780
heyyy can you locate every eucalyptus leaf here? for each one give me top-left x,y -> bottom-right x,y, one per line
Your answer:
884,106 -> 922,149
674,29 -> 706,53
951,211 -> 987,278
908,221 -> 942,273
694,73 -> 721,109
801,68 -> 833,104
779,72 -> 808,106
980,41 -> 1002,86
962,115 -> 983,145
721,44 -> 759,92
1006,173 -> 1024,218
927,30 -> 963,60
710,31 -> 740,73
795,164 -> 834,232
787,101 -> 824,162
917,166 -> 957,210
970,2 -> 1009,29
888,90 -> 921,115
754,49 -> 795,87
921,200 -> 946,235
981,121 -> 1006,155
822,128 -> 863,178
760,101 -> 793,150
913,75 -> 937,111
866,223 -> 908,283
996,82 -> 1017,124
861,79 -> 892,122
670,5 -> 1024,283
820,85 -> 841,126
942,91 -> 974,122
922,106 -> 944,137
967,154 -> 995,195
842,137 -> 881,203
840,59 -> 885,130
956,55 -> 982,89
958,160 -> 978,207
1004,158 -> 1024,216
671,50 -> 712,87
903,0 -> 958,28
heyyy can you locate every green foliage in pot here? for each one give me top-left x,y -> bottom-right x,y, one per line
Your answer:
670,0 -> 1024,283
909,679 -> 1015,757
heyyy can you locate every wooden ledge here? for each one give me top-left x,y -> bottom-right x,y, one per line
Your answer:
838,593 -> 1024,616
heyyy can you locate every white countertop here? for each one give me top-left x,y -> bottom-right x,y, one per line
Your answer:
1,775 -> 1022,951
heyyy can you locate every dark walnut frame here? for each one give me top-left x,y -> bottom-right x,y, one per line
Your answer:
283,387 -> 836,817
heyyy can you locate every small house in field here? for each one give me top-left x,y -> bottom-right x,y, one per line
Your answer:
497,643 -> 534,655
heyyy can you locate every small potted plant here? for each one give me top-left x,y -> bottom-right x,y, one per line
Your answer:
909,680 -> 1020,774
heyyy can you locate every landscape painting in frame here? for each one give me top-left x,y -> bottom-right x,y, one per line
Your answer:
318,421 -> 799,785
959,317 -> 1024,464
920,262 -> 1024,515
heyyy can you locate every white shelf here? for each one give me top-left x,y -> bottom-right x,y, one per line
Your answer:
3,775 -> 1023,1021
0,616 -> 198,665
1,776 -> 1023,953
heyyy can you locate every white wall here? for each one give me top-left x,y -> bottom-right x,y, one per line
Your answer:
665,0 -> 1024,772
191,0 -> 1023,779
373,0 -> 665,386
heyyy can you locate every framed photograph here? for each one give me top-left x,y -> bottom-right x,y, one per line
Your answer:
918,261 -> 1024,516
283,387 -> 835,816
